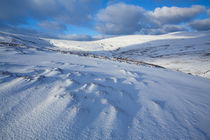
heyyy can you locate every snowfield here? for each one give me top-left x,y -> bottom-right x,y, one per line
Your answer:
0,31 -> 210,139
49,31 -> 210,78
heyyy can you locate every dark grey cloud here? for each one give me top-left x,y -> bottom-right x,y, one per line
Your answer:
0,23 -> 56,38
96,3 -> 206,35
141,25 -> 186,35
56,0 -> 102,26
59,34 -> 93,41
189,18 -> 210,31
58,34 -> 106,41
163,25 -> 186,32
0,0 -> 59,24
38,21 -> 67,33
207,9 -> 210,17
0,0 -> 102,26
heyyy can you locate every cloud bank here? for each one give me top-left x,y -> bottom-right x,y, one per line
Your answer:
96,3 -> 207,35
189,18 -> 210,31
149,5 -> 205,25
0,0 -> 102,26
96,3 -> 146,35
0,1 -> 209,38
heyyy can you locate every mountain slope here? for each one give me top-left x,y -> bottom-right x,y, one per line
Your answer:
0,32 -> 210,139
48,31 -> 210,78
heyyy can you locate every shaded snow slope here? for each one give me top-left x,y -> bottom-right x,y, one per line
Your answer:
0,31 -> 210,139
48,31 -> 210,78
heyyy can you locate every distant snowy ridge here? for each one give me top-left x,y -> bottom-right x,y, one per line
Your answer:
48,32 -> 199,52
48,31 -> 210,78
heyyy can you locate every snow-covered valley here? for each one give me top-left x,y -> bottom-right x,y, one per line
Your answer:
0,31 -> 210,139
49,31 -> 210,78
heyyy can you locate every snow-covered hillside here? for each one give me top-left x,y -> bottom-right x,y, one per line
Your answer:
0,31 -> 210,139
49,31 -> 210,78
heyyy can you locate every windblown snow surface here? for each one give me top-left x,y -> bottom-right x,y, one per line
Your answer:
0,31 -> 210,139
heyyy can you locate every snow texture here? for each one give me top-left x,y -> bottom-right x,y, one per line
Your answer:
0,31 -> 210,139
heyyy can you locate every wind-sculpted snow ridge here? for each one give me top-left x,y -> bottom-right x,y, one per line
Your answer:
0,31 -> 210,139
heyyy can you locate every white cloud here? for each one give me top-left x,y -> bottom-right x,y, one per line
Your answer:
96,3 -> 146,35
96,3 -> 203,35
149,5 -> 205,25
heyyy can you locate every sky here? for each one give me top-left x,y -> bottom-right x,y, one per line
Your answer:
0,0 -> 210,40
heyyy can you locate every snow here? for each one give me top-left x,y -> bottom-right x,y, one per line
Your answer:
0,31 -> 210,139
48,31 -> 210,78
